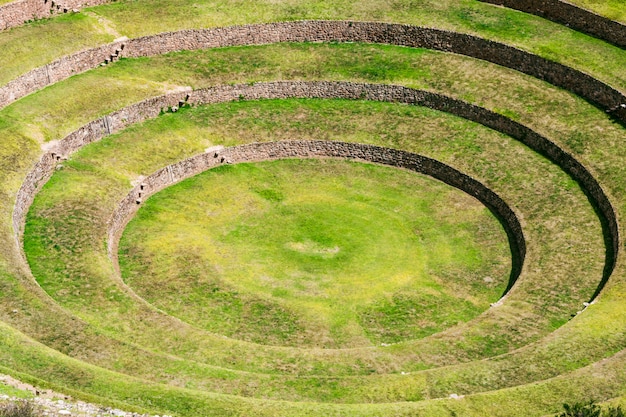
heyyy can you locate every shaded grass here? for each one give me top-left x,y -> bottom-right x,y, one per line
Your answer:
119,159 -> 508,348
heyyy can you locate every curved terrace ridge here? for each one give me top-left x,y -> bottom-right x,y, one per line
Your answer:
1,21 -> 624,122
15,80 -> 620,406
1,3 -> 625,415
13,81 -> 619,303
1,0 -> 624,47
0,0 -> 109,31
478,0 -> 626,49
107,140 -> 525,301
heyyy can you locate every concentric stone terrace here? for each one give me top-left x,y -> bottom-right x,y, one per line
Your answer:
0,1 -> 625,416
115,147 -> 514,348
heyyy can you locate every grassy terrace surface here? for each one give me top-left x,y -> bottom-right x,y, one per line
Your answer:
23,95 -> 603,400
0,13 -> 114,84
0,44 -> 620,403
0,381 -> 31,399
0,2 -> 624,415
2,43 -> 623,146
119,159 -> 509,348
0,0 -> 625,92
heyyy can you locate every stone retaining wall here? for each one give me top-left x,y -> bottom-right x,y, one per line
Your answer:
480,0 -> 626,49
1,21 -> 624,122
0,0 -> 109,31
106,140 -> 526,294
11,89 -> 190,247
1,41 -> 125,104
13,81 -> 620,298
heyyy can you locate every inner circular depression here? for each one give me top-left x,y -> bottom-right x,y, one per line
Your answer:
118,158 -> 511,348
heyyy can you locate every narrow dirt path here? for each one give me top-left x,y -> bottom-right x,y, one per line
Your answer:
83,10 -> 125,40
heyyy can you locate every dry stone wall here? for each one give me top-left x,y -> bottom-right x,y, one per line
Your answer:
1,21 -> 625,122
0,0 -> 109,31
479,0 -> 626,49
1,41 -> 124,104
11,152 -> 55,253
13,80 -> 619,297
10,89 -> 190,255
55,90 -> 189,157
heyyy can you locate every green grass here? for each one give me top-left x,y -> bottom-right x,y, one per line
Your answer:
0,9 -> 623,415
566,0 -> 626,23
0,13 -> 114,85
1,0 -> 625,92
119,159 -> 509,348
87,0 -> 626,89
19,97 -> 606,403
2,41 -> 622,150
0,383 -> 31,399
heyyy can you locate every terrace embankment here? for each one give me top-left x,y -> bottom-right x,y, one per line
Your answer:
1,21 -> 625,121
479,0 -> 626,48
0,0 -> 109,30
13,81 -> 619,300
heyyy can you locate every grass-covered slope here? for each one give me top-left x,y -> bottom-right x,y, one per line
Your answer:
0,1 -> 624,416
21,94 -> 605,403
118,159 -> 510,348
566,0 -> 626,23
1,0 -> 625,91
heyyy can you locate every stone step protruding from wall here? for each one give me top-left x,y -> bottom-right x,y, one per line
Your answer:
103,44 -> 124,65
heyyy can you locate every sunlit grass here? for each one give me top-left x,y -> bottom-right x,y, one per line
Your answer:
0,6 -> 623,413
1,0 -> 625,92
10,94 -> 624,416
119,159 -> 509,347
566,0 -> 626,22
0,382 -> 32,399
23,97 -> 603,380
0,13 -> 113,85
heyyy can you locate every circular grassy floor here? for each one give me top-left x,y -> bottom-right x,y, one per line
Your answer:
118,158 -> 511,348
